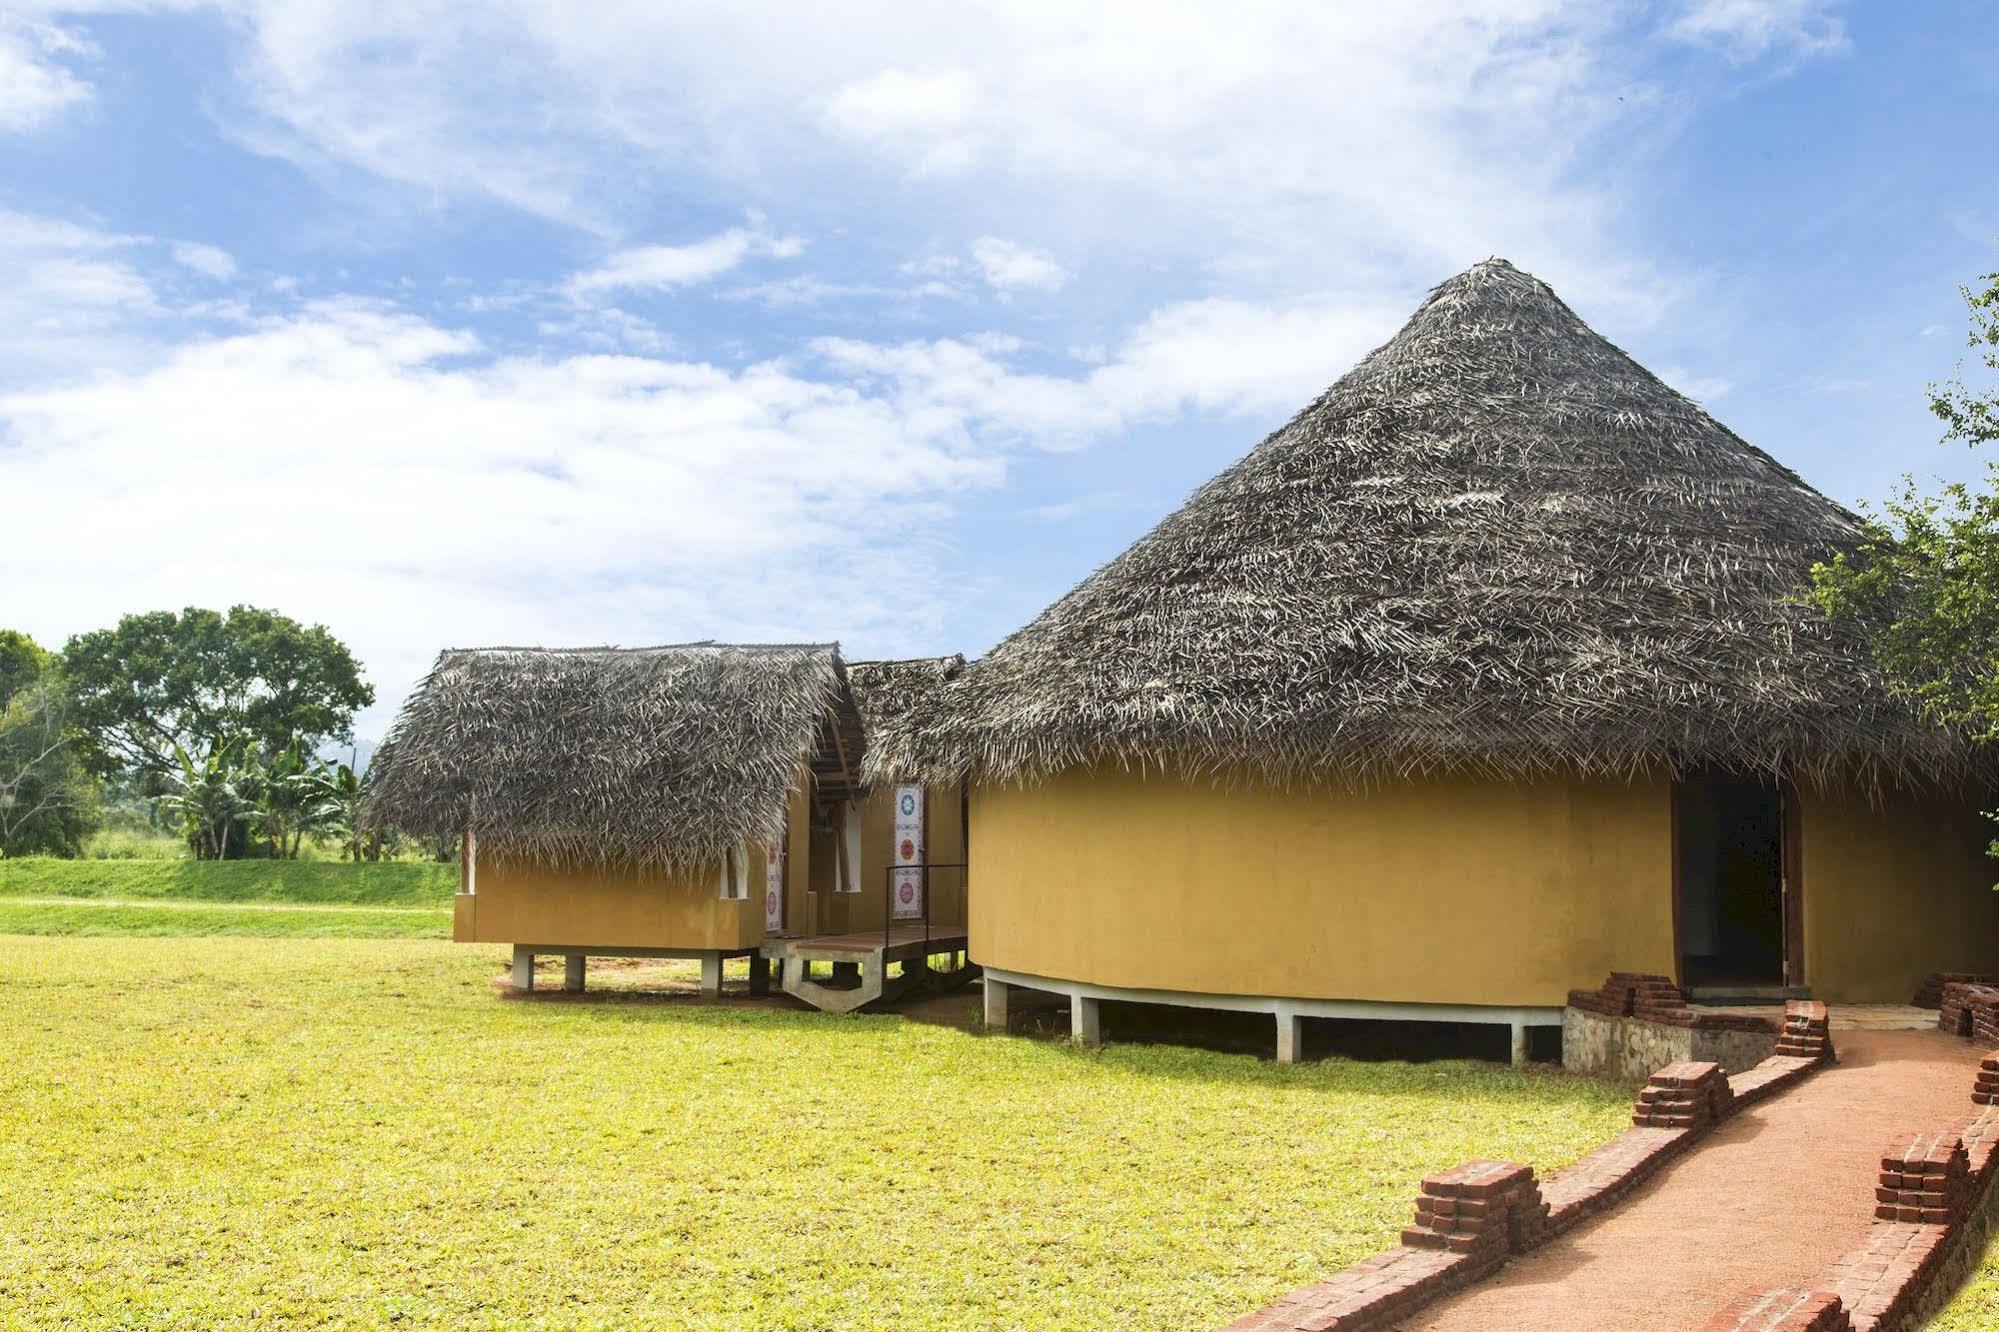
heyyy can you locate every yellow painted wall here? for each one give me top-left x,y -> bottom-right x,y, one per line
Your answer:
454,768 -> 969,950
457,855 -> 762,951
1799,781 -> 1999,1003
849,780 -> 967,933
969,765 -> 1678,1007
798,779 -> 966,936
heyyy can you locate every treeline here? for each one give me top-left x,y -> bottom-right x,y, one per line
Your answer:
1,606 -> 423,862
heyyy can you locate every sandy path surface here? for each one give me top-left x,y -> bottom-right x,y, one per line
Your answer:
1404,1030 -> 1986,1330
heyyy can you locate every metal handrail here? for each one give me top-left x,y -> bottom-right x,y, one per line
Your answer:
884,861 -> 968,951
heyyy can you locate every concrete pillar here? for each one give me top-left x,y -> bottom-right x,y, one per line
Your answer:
511,946 -> 534,992
1511,1021 -> 1529,1067
700,953 -> 723,996
563,955 -> 585,993
984,977 -> 1011,1031
1276,1011 -> 1303,1064
749,954 -> 771,998
1072,992 -> 1101,1047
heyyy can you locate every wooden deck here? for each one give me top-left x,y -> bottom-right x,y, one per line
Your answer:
760,927 -> 975,1013
763,926 -> 969,964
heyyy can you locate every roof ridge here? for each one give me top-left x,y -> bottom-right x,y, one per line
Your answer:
443,641 -> 841,656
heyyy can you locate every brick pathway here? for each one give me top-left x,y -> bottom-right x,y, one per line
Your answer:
1399,1030 -> 1988,1331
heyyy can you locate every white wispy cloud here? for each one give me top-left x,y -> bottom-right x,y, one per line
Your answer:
169,241 -> 238,280
0,301 -> 995,730
811,292 -> 1403,450
1667,0 -> 1848,63
566,224 -> 806,298
0,209 -> 168,382
1660,366 -> 1734,402
0,0 -> 1860,727
969,237 -> 1066,294
0,15 -> 92,132
171,1 -> 1690,301
0,207 -> 261,384
0,277 -> 1413,726
1025,492 -> 1124,522
823,66 -> 981,176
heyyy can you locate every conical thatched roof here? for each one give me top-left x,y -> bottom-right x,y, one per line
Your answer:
366,643 -> 850,871
867,259 -> 1974,790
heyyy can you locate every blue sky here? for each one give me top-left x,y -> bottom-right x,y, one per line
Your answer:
2,0 -> 1996,740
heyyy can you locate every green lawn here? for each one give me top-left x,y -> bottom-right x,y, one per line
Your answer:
0,898 -> 449,938
0,936 -> 1635,1330
0,856 -> 458,905
0,858 -> 458,938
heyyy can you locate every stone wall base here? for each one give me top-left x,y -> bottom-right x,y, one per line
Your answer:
1564,1007 -> 1777,1081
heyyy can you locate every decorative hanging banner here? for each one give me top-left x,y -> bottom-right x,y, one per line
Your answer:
763,834 -> 785,932
891,783 -> 925,921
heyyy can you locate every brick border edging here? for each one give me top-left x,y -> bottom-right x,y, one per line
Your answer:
1570,971 -> 1778,1033
1705,1048 -> 1999,1332
1221,1001 -> 1835,1331
1913,972 -> 1996,1010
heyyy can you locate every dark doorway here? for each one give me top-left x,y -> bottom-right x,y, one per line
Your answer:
1676,776 -> 1790,989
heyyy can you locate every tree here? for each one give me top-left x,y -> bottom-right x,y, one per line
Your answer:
0,630 -> 49,709
0,635 -> 99,857
62,606 -> 373,783
1808,262 -> 1999,741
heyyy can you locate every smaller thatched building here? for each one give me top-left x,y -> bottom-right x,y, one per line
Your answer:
367,643 -> 966,1000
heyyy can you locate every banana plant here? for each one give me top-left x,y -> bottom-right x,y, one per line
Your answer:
322,761 -> 372,861
159,737 -> 255,860
253,739 -> 343,859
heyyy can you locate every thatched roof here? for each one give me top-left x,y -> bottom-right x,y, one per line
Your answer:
867,259 -> 1976,791
366,643 -> 851,871
849,655 -> 965,754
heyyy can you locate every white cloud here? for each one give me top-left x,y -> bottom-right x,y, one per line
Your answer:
0,1 -> 1863,725
813,291 -> 1403,449
719,274 -> 951,309
0,16 -> 92,132
164,1 -> 1684,308
1660,367 -> 1734,402
566,225 -> 806,298
969,237 -> 1066,294
1025,493 -> 1122,523
0,209 -> 170,382
0,278 -> 1411,727
170,241 -> 239,280
0,302 -> 1001,731
824,67 -> 980,176
1667,0 -> 1847,63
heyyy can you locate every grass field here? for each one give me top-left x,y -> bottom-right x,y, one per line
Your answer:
0,858 -> 457,938
0,935 -> 1636,1330
0,856 -> 457,904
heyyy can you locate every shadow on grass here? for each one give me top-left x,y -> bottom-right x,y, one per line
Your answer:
484,962 -> 1618,1105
